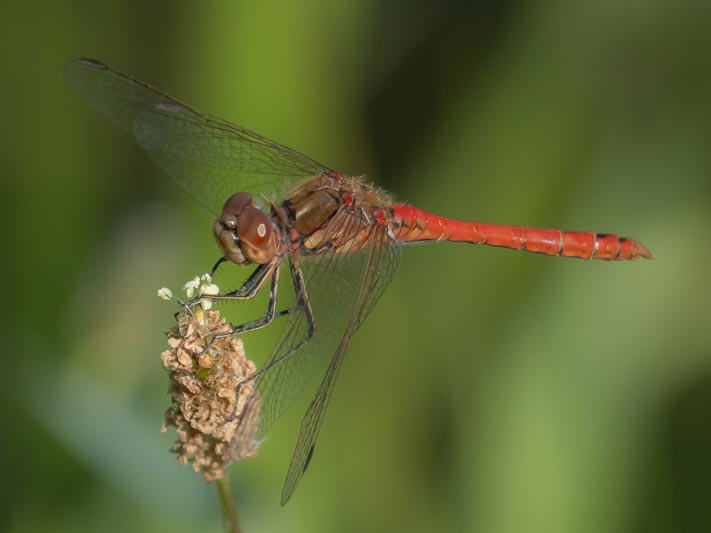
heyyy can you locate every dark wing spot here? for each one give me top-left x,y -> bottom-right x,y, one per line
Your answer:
156,101 -> 183,113
79,58 -> 107,70
303,444 -> 315,473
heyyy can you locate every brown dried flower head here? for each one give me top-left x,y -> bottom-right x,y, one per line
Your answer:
158,275 -> 261,482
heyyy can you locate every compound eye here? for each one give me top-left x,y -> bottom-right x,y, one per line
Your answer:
238,207 -> 273,249
221,192 -> 255,217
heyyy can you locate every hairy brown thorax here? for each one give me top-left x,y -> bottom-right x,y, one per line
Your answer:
280,173 -> 393,256
215,173 -> 395,266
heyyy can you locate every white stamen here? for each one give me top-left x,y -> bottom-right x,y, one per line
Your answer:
183,276 -> 201,298
157,287 -> 173,300
199,283 -> 220,310
200,283 -> 220,296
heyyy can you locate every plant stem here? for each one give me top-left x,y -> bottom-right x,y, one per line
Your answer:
216,476 -> 242,533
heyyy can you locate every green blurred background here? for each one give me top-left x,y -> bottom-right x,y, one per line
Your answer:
3,1 -> 710,532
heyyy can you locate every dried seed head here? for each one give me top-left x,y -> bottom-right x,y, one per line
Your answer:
160,298 -> 261,482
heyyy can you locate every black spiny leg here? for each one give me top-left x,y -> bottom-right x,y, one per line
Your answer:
184,262 -> 273,317
230,260 -> 315,420
210,256 -> 228,278
230,256 -> 318,420
221,262 -> 273,299
288,256 -> 316,339
192,262 -> 279,355
220,263 -> 285,338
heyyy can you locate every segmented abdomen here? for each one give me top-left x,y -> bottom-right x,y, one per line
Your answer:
389,205 -> 652,260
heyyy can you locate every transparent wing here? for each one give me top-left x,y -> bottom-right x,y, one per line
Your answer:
231,213 -> 401,504
280,226 -> 401,505
64,58 -> 330,214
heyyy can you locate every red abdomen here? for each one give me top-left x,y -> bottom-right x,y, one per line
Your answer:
389,205 -> 652,261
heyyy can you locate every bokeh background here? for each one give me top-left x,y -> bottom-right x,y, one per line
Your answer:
2,1 -> 711,532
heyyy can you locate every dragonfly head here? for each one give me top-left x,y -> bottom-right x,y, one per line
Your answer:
214,192 -> 277,265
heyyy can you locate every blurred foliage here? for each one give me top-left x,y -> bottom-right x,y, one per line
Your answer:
2,1 -> 711,532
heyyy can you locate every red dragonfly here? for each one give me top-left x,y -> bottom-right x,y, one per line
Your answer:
65,58 -> 651,505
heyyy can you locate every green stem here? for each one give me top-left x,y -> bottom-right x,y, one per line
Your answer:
216,476 -> 242,533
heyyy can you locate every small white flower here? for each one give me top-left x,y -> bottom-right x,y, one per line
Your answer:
200,272 -> 212,283
199,283 -> 220,310
200,283 -> 220,296
157,287 -> 173,300
183,276 -> 201,298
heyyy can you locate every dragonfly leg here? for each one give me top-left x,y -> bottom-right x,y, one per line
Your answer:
196,264 -> 291,355
290,256 -> 316,338
209,256 -> 228,278
221,264 -> 282,337
210,261 -> 274,300
180,262 -> 275,331
183,263 -> 273,316
229,258 -> 316,422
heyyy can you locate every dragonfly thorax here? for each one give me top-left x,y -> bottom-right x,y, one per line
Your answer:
214,192 -> 278,265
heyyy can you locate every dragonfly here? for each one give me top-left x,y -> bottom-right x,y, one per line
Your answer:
65,58 -> 652,505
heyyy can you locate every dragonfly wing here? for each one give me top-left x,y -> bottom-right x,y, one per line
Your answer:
64,58 -> 330,214
280,228 -> 401,505
229,212 -> 401,503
